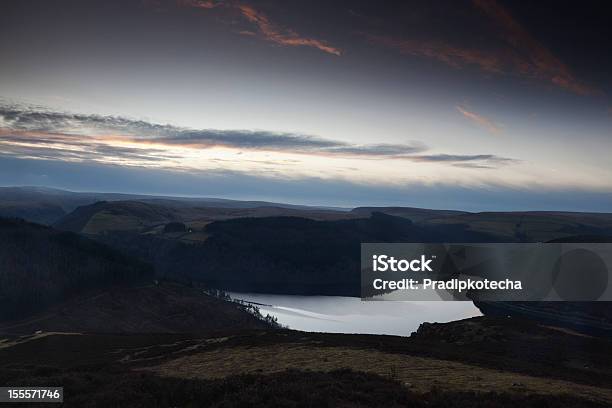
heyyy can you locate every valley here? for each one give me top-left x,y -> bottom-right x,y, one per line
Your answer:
1,187 -> 612,406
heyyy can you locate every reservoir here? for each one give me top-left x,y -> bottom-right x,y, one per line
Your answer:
229,293 -> 482,336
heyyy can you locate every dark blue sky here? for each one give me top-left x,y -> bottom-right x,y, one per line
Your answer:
0,0 -> 610,211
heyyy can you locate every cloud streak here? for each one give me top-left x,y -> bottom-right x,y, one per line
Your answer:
178,1 -> 342,56
456,105 -> 501,134
366,0 -> 596,96
0,105 -> 423,157
234,4 -> 342,56
472,0 -> 596,96
0,104 -> 516,169
413,154 -> 516,169
176,1 -> 592,94
366,35 -> 506,74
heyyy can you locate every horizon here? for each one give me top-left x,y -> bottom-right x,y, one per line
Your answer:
3,184 -> 612,214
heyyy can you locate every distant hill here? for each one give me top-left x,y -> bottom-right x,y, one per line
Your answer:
63,200 -> 612,243
0,186 -> 140,224
94,212 -> 501,296
54,200 -> 181,234
0,186 -> 348,225
54,200 -> 355,236
352,206 -> 467,222
88,208 -> 612,296
9,187 -> 612,244
424,211 -> 612,242
355,207 -> 612,242
0,200 -> 66,225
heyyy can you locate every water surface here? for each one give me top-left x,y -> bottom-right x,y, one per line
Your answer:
230,293 -> 481,336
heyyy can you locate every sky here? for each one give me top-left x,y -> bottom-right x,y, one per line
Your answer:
0,0 -> 611,211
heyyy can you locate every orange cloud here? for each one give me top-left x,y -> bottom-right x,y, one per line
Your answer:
235,4 -> 341,56
456,106 -> 501,134
0,104 -> 519,170
471,0 -> 597,96
367,0 -> 596,96
179,1 -> 341,56
366,35 -> 505,74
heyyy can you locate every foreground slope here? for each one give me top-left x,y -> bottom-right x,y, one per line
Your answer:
1,317 -> 611,407
0,282 -> 270,335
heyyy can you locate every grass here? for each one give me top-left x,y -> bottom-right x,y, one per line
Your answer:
2,317 -> 612,406
0,366 -> 608,408
143,343 -> 612,404
83,211 -> 144,234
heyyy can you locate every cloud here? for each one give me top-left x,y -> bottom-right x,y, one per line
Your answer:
0,128 -> 182,165
413,154 -> 517,169
323,144 -> 426,156
177,1 -> 342,56
456,105 -> 501,134
413,154 -> 514,163
366,0 -> 596,96
471,0 -> 596,96
0,104 -> 516,169
0,105 -> 423,157
366,35 -> 506,74
234,4 -> 342,56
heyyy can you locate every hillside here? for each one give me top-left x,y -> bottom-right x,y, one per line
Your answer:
54,199 -> 355,236
352,206 -> 468,222
423,211 -> 612,242
1,317 -> 611,407
0,282 -> 271,335
94,212 -> 501,296
0,217 -> 152,320
52,196 -> 612,245
10,186 -> 612,243
356,207 -> 612,242
0,186 -> 349,225
0,217 -> 275,333
48,200 -> 612,299
0,186 -> 138,224
54,200 -> 181,234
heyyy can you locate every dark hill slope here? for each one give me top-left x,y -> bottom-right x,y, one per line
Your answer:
0,201 -> 65,225
426,211 -> 612,242
0,282 -> 270,335
0,217 -> 152,320
352,206 -> 467,222
0,186 -> 349,225
0,187 -> 134,224
352,207 -> 612,242
54,200 -> 354,235
0,217 -> 276,333
54,200 -> 179,233
472,234 -> 612,336
96,212 -> 501,296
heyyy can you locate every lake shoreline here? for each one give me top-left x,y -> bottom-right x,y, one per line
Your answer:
229,292 -> 482,336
